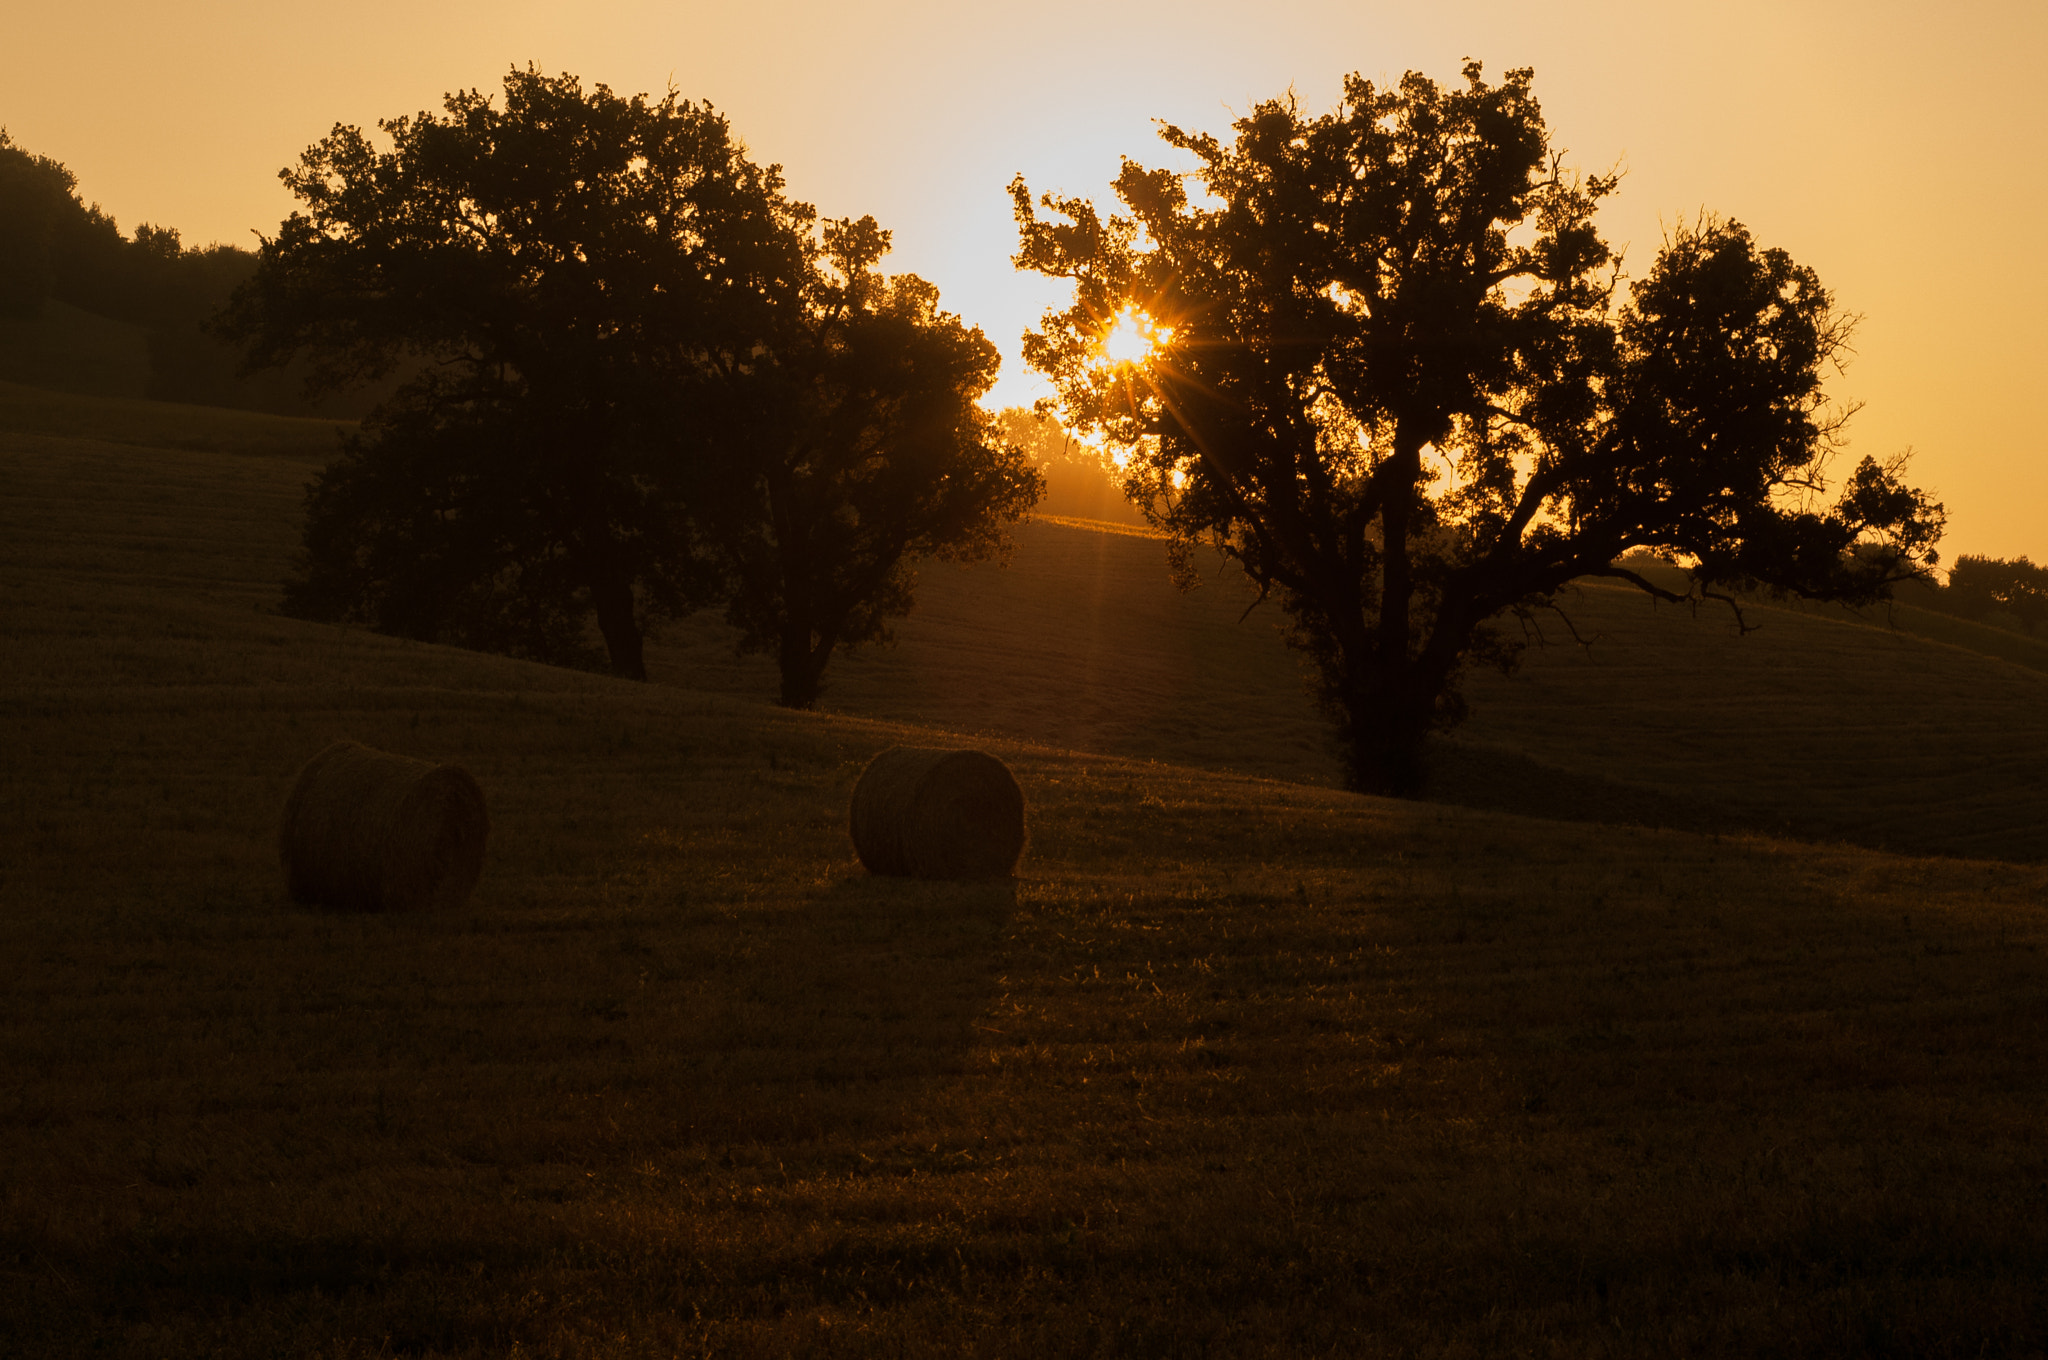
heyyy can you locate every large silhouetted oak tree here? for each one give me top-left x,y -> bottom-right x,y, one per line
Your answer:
1014,63 -> 1944,796
222,69 -> 810,678
711,216 -> 1042,708
226,69 -> 1035,696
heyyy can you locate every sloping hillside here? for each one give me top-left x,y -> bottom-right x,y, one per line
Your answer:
5,377 -> 2040,863
0,300 -> 152,397
5,374 -> 2041,863
1453,582 -> 2048,860
0,376 -> 351,458
5,394 -> 2048,1355
656,516 -> 2048,863
647,516 -> 1334,788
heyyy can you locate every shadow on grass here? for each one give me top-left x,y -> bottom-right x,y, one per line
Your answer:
1430,736 -> 2048,863
1427,737 -> 1756,837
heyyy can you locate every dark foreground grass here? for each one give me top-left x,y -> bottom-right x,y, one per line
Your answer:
6,642 -> 2047,1356
5,402 -> 2048,1355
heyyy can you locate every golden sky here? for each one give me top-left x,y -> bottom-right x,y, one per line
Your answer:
7,0 -> 2044,561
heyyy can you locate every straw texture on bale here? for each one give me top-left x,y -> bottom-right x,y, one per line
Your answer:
279,740 -> 490,912
850,746 -> 1025,880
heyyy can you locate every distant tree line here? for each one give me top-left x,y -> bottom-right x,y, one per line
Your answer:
994,407 -> 1148,526
0,130 -> 376,414
221,69 -> 1040,704
1912,555 -> 2048,637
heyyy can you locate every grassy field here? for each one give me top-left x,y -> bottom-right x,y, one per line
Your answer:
1448,586 -> 2048,862
653,516 -> 2048,865
5,390 -> 2048,1356
0,303 -> 153,399
0,378 -> 353,460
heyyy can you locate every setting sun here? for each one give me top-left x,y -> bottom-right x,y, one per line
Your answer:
1100,308 -> 1169,368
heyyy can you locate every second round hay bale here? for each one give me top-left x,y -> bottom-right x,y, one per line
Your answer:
279,740 -> 490,912
850,746 -> 1025,880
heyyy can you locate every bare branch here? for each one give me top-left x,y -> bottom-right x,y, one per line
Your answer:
1538,596 -> 1599,652
1699,586 -> 1761,634
1584,564 -> 1692,606
1236,576 -> 1272,622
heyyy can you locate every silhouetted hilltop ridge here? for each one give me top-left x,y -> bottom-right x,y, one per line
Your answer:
0,130 -> 381,415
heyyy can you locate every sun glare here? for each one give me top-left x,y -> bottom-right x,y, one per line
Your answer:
1100,309 -> 1170,368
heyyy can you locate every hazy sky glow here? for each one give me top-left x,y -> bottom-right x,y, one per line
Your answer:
8,0 -> 2044,560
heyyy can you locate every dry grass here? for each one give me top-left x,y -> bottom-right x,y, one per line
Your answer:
0,303 -> 153,398
651,515 -> 2048,863
4,392 -> 2048,1355
0,378 -> 353,461
1452,585 -> 2048,861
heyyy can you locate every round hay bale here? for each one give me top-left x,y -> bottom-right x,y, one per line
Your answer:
850,746 -> 1025,880
279,740 -> 490,911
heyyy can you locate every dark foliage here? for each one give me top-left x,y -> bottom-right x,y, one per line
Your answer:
711,217 -> 1042,708
281,380 -> 696,671
1923,554 -> 2048,637
0,132 -> 74,318
1014,63 -> 1945,795
230,68 -> 1036,692
223,68 -> 811,679
0,130 -> 364,413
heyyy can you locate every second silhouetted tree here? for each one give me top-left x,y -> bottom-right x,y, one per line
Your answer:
1015,63 -> 1945,795
710,216 -> 1041,709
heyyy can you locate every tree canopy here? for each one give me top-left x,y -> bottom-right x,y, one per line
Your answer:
710,216 -> 1041,708
1928,555 -> 2048,637
223,69 -> 814,679
226,68 -> 1036,693
1014,63 -> 1944,795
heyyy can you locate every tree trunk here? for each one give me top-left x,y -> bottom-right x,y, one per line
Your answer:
1322,641 -> 1432,797
776,617 -> 830,709
1336,422 -> 1431,796
1341,675 -> 1431,797
588,569 -> 647,681
1339,583 -> 1490,797
1376,428 -> 1424,666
